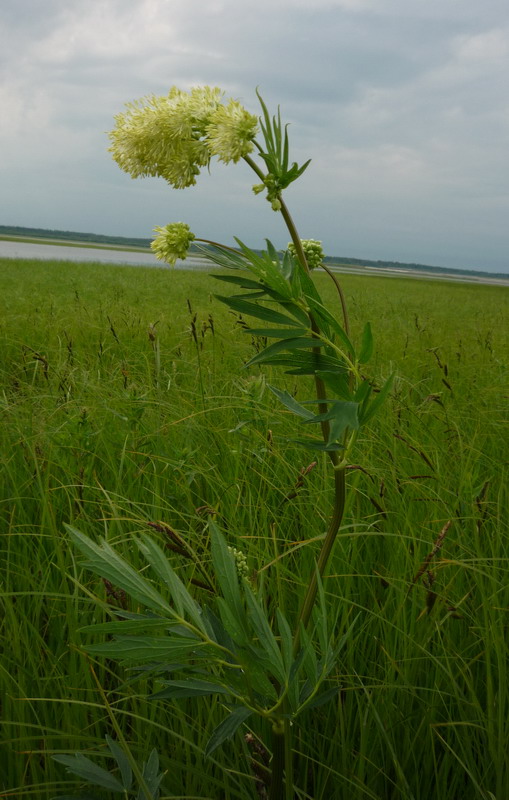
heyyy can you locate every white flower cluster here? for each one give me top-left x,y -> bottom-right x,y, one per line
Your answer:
150,223 -> 196,266
109,86 -> 259,189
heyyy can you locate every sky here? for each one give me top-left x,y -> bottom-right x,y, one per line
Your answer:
1,0 -> 509,273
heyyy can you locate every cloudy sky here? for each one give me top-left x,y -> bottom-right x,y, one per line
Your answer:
1,0 -> 508,272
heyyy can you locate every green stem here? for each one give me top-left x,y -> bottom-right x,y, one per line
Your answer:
277,196 -> 339,455
293,467 -> 346,654
196,237 -> 243,256
243,151 -> 267,182
284,716 -> 294,800
243,152 -> 347,643
269,721 -> 285,800
320,262 -> 351,338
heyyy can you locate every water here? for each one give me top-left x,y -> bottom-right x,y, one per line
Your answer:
2,239 -> 507,285
0,240 -> 209,269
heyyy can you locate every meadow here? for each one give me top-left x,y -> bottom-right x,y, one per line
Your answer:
1,256 -> 508,799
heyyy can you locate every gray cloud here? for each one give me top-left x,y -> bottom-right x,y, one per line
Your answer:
1,0 -> 508,272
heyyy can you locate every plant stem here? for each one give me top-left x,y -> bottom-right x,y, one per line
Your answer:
196,237 -> 243,256
293,466 -> 346,653
243,151 -> 347,649
277,196 -> 339,457
284,716 -> 294,800
269,721 -> 285,800
320,262 -> 351,338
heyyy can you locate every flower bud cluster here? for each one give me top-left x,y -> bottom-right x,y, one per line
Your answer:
227,546 -> 249,579
287,239 -> 324,270
251,173 -> 282,211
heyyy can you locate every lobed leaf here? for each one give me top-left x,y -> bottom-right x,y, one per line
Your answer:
205,706 -> 253,757
105,736 -> 132,791
137,748 -> 164,800
360,373 -> 395,425
137,534 -> 205,631
84,635 -> 209,663
215,294 -> 302,327
244,336 -> 322,369
267,385 -> 315,420
150,678 -> 232,700
52,753 -> 124,792
244,584 -> 286,685
66,526 -> 171,617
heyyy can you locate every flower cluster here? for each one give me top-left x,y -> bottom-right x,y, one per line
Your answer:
151,223 -> 196,265
108,86 -> 258,189
206,100 -> 258,164
287,239 -> 324,270
227,546 -> 249,579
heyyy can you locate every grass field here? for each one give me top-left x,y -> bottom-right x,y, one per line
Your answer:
1,256 -> 508,799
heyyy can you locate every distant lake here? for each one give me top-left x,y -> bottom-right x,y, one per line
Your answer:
0,240 -> 209,269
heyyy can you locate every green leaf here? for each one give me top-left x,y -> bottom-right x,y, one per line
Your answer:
243,657 -> 278,701
276,609 -> 293,675
233,238 -> 292,298
267,385 -> 315,420
209,523 -> 248,640
138,748 -> 163,800
292,439 -> 344,453
201,607 -> 236,652
244,584 -> 286,684
316,370 -> 351,400
204,706 -> 253,757
302,401 -> 359,443
211,274 -> 265,290
360,373 -> 395,425
79,618 -> 176,636
305,686 -> 342,710
216,596 -> 248,645
199,245 -> 247,271
66,526 -> 171,617
244,326 -> 308,339
215,295 -> 302,327
276,609 -> 298,710
250,351 -> 344,375
105,736 -> 132,791
354,380 -> 372,404
151,678 -> 232,700
281,249 -> 295,282
84,635 -> 208,663
51,794 -> 100,800
137,535 -> 205,631
358,322 -> 373,363
244,337 -> 321,369
299,625 -> 318,688
52,754 -> 124,792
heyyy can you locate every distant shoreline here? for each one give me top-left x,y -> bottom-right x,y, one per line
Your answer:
1,237 -> 508,287
0,233 -> 151,254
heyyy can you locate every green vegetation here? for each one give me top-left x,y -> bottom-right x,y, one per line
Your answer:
1,256 -> 508,798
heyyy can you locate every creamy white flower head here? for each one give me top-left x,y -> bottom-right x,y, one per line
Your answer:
108,87 -> 224,189
151,223 -> 196,265
206,100 -> 259,164
109,86 -> 259,187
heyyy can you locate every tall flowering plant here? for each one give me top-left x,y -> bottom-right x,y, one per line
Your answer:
61,87 -> 392,799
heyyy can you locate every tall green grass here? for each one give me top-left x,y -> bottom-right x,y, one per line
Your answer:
1,257 -> 508,798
